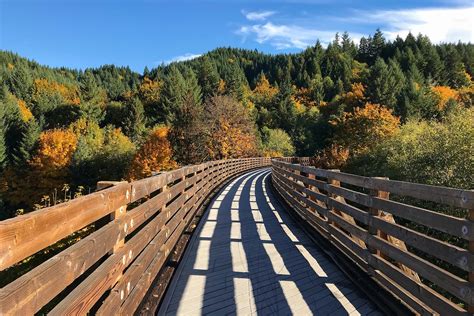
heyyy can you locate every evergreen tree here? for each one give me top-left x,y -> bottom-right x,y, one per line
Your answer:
366,58 -> 405,109
159,65 -> 187,123
13,118 -> 41,166
182,66 -> 202,106
197,56 -> 220,100
444,46 -> 470,88
123,97 -> 146,141
6,64 -> 33,102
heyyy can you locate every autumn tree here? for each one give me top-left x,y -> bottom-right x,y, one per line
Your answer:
127,126 -> 177,180
204,95 -> 258,159
331,103 -> 400,155
1,129 -> 78,209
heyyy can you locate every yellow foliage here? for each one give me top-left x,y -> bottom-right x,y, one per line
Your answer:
33,78 -> 81,105
208,117 -> 258,159
332,103 -> 400,155
432,86 -> 458,110
313,145 -> 350,169
127,127 -> 177,180
7,63 -> 14,70
1,129 -> 79,208
31,129 -> 78,170
252,74 -> 278,101
16,98 -> 33,122
294,87 -> 317,108
218,79 -> 226,95
342,83 -> 366,108
138,77 -> 162,104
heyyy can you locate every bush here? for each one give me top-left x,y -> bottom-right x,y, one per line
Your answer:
346,107 -> 474,189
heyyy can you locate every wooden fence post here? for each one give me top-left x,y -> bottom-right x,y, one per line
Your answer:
369,177 -> 421,282
96,181 -> 129,253
368,177 -> 389,257
326,170 -> 340,227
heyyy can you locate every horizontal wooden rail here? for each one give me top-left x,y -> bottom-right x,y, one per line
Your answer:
0,158 -> 270,315
271,158 -> 474,315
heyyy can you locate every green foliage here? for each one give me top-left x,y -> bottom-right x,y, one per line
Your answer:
260,127 -> 295,156
123,97 -> 146,142
366,57 -> 405,110
0,30 -> 473,215
347,108 -> 474,189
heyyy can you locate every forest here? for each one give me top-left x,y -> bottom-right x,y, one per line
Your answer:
0,30 -> 473,219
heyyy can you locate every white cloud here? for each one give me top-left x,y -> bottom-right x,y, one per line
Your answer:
237,5 -> 473,50
238,22 -> 363,50
243,10 -> 276,21
363,7 -> 474,43
159,53 -> 202,65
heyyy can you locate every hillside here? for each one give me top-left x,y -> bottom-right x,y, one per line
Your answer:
0,30 -> 473,218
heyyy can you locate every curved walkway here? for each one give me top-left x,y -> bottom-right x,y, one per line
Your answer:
159,169 -> 382,315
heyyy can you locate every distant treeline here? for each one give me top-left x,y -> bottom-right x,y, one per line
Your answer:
0,30 -> 472,218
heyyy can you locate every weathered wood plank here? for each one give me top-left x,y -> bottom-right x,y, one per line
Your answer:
0,182 -> 130,270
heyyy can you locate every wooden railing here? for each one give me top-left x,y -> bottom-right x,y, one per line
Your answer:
272,158 -> 474,315
0,158 -> 270,315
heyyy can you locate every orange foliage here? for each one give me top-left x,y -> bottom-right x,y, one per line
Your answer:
342,83 -> 366,108
209,118 -> 258,159
331,103 -> 400,155
1,129 -> 78,209
30,129 -> 78,171
252,74 -> 278,101
294,87 -> 317,108
138,77 -> 162,104
312,145 -> 350,169
16,98 -> 33,122
431,86 -> 458,110
127,127 -> 177,180
33,78 -> 81,105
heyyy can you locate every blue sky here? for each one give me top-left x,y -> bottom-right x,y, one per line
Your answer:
0,0 -> 472,72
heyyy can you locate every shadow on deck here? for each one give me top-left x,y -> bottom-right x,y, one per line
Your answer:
159,169 -> 382,316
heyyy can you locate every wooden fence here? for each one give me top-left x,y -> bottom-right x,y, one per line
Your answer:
0,158 -> 270,315
272,158 -> 474,315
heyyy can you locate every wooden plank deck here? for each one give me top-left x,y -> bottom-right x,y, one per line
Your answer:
159,169 -> 382,316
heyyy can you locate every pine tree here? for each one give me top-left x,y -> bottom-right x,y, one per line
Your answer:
182,66 -> 202,106
444,46 -> 470,88
13,118 -> 41,166
197,56 -> 220,100
123,97 -> 146,141
366,58 -> 405,109
159,65 -> 187,123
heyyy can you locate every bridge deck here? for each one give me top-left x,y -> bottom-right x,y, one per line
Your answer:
159,169 -> 382,315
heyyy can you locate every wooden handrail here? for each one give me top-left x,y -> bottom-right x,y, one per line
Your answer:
271,158 -> 474,315
0,158 -> 270,315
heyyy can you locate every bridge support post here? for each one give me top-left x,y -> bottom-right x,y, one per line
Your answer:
368,178 -> 389,257
97,181 -> 128,254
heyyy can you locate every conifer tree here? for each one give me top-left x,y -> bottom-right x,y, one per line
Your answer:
159,65 -> 187,123
197,56 -> 220,100
123,97 -> 146,141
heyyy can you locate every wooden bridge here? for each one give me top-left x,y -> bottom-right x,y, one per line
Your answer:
0,157 -> 473,315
